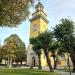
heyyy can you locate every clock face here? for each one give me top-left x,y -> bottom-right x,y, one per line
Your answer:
32,24 -> 37,32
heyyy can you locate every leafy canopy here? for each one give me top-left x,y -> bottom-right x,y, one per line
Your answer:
54,18 -> 75,52
38,31 -> 53,50
30,37 -> 42,55
3,34 -> 26,61
0,0 -> 34,27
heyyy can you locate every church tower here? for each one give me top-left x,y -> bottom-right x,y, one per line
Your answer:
27,1 -> 49,66
30,1 -> 48,38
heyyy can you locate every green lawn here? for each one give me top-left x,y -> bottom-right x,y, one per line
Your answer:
57,67 -> 73,72
0,68 -> 61,75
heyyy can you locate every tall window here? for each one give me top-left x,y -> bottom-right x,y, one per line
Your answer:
32,24 -> 38,32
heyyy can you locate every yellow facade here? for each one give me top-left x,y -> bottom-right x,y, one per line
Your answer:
27,2 -> 48,66
30,18 -> 48,38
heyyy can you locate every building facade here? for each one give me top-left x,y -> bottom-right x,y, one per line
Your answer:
27,1 -> 48,66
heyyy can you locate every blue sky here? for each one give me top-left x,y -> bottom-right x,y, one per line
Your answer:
0,0 -> 75,47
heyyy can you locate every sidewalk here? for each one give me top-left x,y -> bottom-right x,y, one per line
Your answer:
54,70 -> 75,75
42,66 -> 75,75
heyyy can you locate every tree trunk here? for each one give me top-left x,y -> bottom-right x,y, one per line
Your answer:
38,54 -> 42,69
44,50 -> 53,72
72,62 -> 75,72
53,56 -> 57,69
21,61 -> 22,65
20,61 -> 22,67
70,53 -> 75,72
7,57 -> 10,67
9,59 -> 12,68
52,52 -> 57,69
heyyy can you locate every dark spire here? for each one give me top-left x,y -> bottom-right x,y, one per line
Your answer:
35,0 -> 44,12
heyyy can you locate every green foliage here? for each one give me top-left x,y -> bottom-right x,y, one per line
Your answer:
4,34 -> 26,63
30,37 -> 42,69
0,0 -> 34,27
38,31 -> 53,50
37,31 -> 54,72
15,42 -> 26,63
54,18 -> 75,52
32,45 -> 41,55
30,37 -> 42,55
0,46 -> 4,60
54,18 -> 74,40
0,69 -> 61,75
53,18 -> 75,71
49,40 -> 58,52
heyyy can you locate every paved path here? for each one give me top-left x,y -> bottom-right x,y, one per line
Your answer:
54,70 -> 75,75
42,67 -> 75,75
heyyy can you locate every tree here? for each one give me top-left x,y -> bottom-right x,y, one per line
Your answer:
50,40 -> 66,69
49,40 -> 59,69
38,31 -> 54,72
0,0 -> 34,27
3,41 -> 16,67
30,37 -> 42,69
15,42 -> 26,64
0,46 -> 3,63
4,34 -> 26,67
54,18 -> 75,72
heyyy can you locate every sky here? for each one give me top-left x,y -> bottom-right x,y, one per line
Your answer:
0,0 -> 75,48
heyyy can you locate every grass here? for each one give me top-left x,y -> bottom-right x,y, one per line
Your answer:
62,68 -> 73,72
56,67 -> 73,72
0,68 -> 61,75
